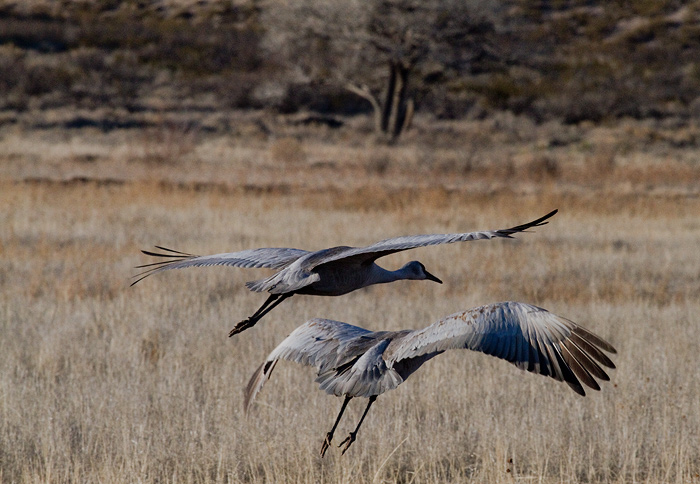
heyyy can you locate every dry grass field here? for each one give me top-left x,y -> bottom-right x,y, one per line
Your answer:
1,116 -> 700,483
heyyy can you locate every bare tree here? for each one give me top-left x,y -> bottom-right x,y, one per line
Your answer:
262,0 -> 497,141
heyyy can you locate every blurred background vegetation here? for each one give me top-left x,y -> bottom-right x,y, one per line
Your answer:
1,0 -> 699,136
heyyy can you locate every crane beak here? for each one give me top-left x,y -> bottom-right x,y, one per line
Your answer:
425,270 -> 442,284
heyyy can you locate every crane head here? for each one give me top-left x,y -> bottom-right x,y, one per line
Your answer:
402,261 -> 443,284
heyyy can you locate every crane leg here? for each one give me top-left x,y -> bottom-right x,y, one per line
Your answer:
228,293 -> 291,337
320,395 -> 352,458
339,395 -> 377,455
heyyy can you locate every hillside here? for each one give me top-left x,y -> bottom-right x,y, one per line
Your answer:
1,0 -> 699,126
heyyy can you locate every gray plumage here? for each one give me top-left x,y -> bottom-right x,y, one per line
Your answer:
132,210 -> 557,336
244,301 -> 616,456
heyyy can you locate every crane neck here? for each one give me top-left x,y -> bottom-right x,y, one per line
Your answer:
369,265 -> 412,285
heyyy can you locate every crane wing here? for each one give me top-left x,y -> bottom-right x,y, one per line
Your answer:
134,210 -> 556,285
131,246 -> 309,285
387,301 -> 616,396
308,209 -> 558,269
243,318 -> 376,412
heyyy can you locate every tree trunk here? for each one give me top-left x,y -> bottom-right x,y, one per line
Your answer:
346,61 -> 413,142
388,62 -> 409,140
381,60 -> 411,141
380,62 -> 397,134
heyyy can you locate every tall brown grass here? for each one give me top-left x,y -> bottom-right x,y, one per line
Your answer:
1,180 -> 699,483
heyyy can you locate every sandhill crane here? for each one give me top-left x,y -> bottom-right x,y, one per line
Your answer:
244,301 -> 616,457
132,210 -> 557,336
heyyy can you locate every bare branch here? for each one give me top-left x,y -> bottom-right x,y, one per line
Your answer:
345,83 -> 382,132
